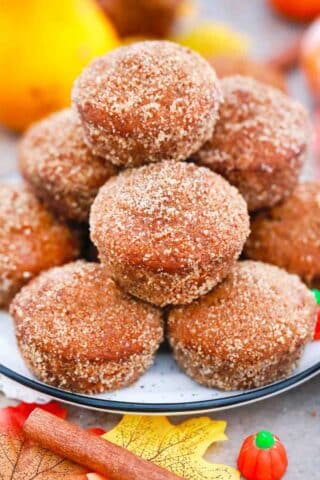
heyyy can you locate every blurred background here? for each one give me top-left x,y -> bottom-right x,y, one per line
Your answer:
1,0 -> 320,175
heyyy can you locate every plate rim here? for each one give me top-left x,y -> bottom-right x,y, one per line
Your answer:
1,362 -> 320,414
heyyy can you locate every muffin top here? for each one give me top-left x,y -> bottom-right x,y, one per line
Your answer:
19,108 -> 117,222
195,75 -> 309,172
168,261 -> 316,362
90,160 -> 250,273
0,183 -> 80,288
11,261 -> 163,362
245,182 -> 320,286
72,41 -> 222,166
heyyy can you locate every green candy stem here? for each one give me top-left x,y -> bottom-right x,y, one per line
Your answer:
255,430 -> 275,449
313,289 -> 320,305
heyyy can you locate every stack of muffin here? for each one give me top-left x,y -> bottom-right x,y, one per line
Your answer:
1,41 -> 318,394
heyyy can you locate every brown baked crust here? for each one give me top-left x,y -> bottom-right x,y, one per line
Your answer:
245,182 -> 320,287
72,41 -> 222,167
97,0 -> 183,38
90,161 -> 250,306
168,260 -> 317,390
209,55 -> 287,92
19,109 -> 117,223
10,261 -> 163,393
0,184 -> 80,308
193,75 -> 309,211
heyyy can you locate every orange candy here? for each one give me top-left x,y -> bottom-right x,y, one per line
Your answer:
238,431 -> 288,480
269,0 -> 320,21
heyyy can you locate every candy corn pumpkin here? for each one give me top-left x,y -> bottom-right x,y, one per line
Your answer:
312,289 -> 320,340
237,430 -> 288,480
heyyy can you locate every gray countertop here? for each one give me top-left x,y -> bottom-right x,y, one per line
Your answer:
0,0 -> 319,477
1,376 -> 320,478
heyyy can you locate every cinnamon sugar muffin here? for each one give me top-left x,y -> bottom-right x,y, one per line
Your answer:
90,161 -> 250,306
193,75 -> 309,211
72,41 -> 222,167
245,182 -> 320,288
97,0 -> 183,38
168,261 -> 317,390
0,184 -> 80,308
209,55 -> 287,92
11,261 -> 163,393
19,109 -> 117,223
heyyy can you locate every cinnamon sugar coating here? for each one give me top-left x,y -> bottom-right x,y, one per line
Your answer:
11,261 -> 163,393
90,161 -> 250,306
245,182 -> 320,288
193,75 -> 309,211
19,109 -> 117,223
72,41 -> 222,167
0,184 -> 80,309
168,260 -> 317,390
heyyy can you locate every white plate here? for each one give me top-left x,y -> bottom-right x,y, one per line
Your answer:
1,309 -> 320,414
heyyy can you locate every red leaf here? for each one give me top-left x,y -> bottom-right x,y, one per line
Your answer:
0,402 -> 110,479
0,402 -> 87,479
0,401 -> 67,432
87,428 -> 106,436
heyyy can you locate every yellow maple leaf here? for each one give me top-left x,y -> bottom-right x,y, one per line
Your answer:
103,416 -> 239,480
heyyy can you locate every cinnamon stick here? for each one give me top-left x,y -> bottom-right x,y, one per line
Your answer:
24,409 -> 184,480
266,35 -> 302,72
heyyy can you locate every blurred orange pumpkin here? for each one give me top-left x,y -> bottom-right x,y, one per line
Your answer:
269,0 -> 320,21
238,430 -> 288,480
0,0 -> 118,131
301,18 -> 320,98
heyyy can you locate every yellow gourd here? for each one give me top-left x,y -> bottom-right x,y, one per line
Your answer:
0,0 -> 118,131
172,22 -> 249,59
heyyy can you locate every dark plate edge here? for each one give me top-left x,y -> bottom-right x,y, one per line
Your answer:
1,362 -> 320,414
